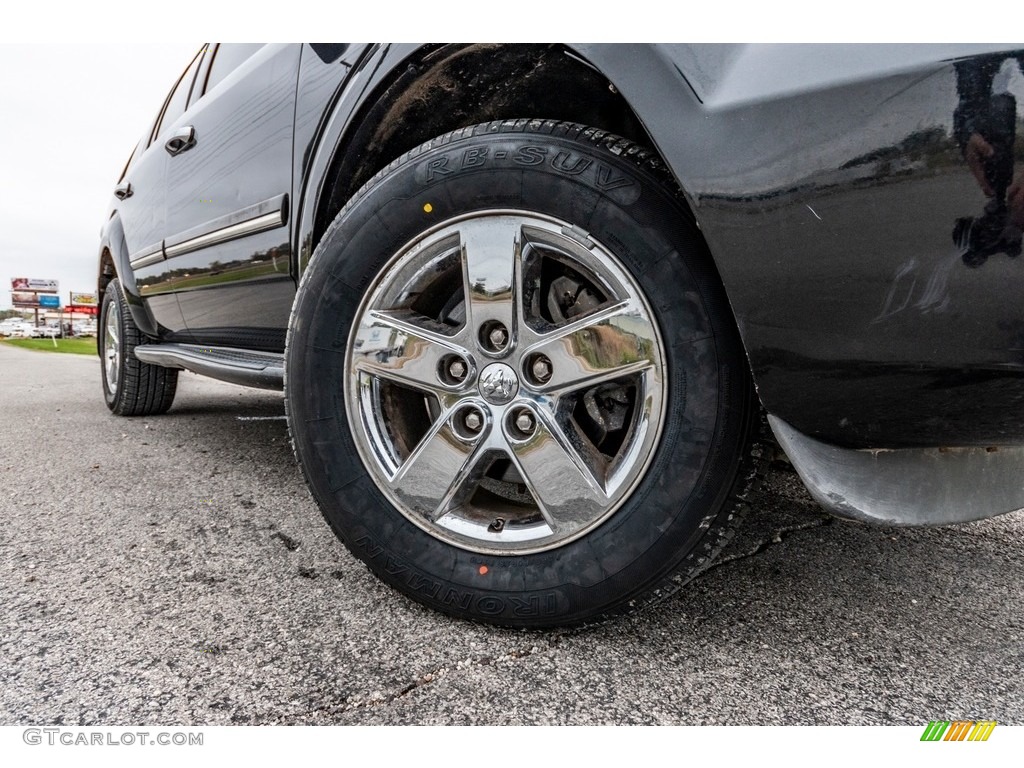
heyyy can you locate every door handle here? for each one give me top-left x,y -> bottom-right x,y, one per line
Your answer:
165,126 -> 197,156
113,181 -> 133,200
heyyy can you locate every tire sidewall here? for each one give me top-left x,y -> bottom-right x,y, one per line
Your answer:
288,128 -> 749,625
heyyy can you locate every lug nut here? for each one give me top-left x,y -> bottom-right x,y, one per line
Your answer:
510,408 -> 536,438
479,321 -> 511,354
453,406 -> 486,441
439,355 -> 470,386
515,411 -> 535,434
463,410 -> 483,433
488,326 -> 508,350
448,359 -> 467,381
530,355 -> 552,384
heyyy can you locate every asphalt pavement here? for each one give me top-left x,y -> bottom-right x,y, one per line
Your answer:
1,342 -> 1022,725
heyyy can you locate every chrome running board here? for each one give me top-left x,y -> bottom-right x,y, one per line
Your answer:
134,344 -> 284,390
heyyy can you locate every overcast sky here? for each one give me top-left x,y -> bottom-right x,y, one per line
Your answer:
0,44 -> 197,309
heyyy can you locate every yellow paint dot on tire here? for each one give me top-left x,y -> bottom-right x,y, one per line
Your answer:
423,203 -> 433,213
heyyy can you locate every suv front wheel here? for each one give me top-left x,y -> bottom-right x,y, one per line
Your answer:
287,121 -> 758,627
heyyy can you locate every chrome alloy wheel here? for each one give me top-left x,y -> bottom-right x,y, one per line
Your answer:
346,211 -> 667,555
104,297 -> 121,395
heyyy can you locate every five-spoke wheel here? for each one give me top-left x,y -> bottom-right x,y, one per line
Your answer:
347,212 -> 666,554
103,295 -> 121,396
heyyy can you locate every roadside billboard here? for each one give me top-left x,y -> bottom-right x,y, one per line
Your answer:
10,277 -> 59,292
70,292 -> 97,306
11,291 -> 41,307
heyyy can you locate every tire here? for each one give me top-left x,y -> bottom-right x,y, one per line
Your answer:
100,278 -> 178,416
287,120 -> 758,627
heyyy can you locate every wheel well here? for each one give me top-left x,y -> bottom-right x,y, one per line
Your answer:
314,44 -> 661,246
96,249 -> 116,357
98,249 -> 116,307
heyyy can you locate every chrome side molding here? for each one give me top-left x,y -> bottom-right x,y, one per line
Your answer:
127,193 -> 289,269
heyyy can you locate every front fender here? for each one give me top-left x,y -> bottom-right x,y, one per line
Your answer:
98,214 -> 159,339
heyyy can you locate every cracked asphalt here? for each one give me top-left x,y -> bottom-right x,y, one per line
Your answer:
2,342 -> 1023,725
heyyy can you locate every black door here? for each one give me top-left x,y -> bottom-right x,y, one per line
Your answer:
123,47 -> 207,335
162,44 -> 300,352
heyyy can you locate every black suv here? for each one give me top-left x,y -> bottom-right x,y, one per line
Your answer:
98,43 -> 1024,627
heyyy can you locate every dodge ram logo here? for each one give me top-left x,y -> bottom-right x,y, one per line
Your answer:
478,363 -> 519,405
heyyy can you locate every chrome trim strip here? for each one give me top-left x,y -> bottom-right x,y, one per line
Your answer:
163,193 -> 288,260
164,210 -> 284,259
128,242 -> 165,270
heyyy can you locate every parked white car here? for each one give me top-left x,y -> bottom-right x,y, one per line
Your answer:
0,321 -> 36,338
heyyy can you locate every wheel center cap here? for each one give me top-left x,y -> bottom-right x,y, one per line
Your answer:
478,362 -> 519,405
